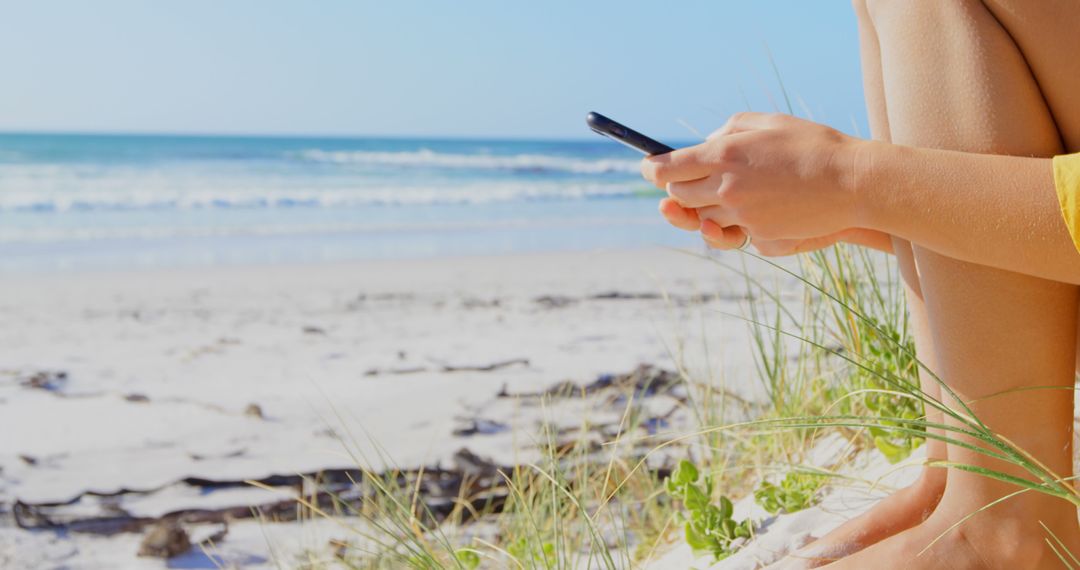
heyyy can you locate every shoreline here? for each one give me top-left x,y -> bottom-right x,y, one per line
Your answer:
0,244 -> 700,280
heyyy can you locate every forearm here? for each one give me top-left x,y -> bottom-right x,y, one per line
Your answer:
857,142 -> 1080,284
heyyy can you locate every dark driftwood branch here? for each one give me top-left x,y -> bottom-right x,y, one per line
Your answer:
13,449 -> 512,536
364,357 -> 529,376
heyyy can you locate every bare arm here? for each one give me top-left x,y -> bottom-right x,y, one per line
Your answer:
858,142 -> 1080,284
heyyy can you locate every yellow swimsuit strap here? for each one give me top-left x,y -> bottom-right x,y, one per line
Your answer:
1053,152 -> 1080,254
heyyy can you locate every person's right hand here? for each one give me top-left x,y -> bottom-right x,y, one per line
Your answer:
649,112 -> 895,255
643,112 -> 860,238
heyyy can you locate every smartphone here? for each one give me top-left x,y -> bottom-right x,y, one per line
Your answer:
586,112 -> 674,156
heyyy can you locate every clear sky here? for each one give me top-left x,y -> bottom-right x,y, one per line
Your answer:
0,1 -> 866,140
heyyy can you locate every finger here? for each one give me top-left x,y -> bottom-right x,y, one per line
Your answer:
641,145 -> 712,187
694,204 -> 737,228
667,175 -> 725,209
751,239 -> 797,257
700,220 -> 747,250
658,198 -> 701,231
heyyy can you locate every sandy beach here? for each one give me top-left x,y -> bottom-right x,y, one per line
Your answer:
0,2 -> 935,566
1,247 -> 825,568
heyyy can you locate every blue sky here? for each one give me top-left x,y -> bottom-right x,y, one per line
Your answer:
0,1 -> 866,140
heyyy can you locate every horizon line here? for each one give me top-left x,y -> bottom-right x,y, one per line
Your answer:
0,127 -> 700,144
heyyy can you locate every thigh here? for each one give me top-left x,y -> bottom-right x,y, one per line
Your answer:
980,0 -> 1080,151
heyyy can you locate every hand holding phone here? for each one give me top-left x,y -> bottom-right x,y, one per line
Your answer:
587,111 -> 753,252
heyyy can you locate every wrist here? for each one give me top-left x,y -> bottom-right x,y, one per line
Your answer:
847,139 -> 886,231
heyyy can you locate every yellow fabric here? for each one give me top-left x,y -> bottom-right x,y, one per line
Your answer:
1054,153 -> 1080,255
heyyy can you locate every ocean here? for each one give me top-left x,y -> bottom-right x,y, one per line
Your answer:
0,133 -> 699,272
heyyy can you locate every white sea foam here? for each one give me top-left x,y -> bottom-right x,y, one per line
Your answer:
0,170 -> 651,212
294,148 -> 640,174
0,146 -> 648,212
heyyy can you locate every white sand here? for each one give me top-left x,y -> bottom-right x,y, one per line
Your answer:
0,247 -> 785,500
2,247 -> 826,568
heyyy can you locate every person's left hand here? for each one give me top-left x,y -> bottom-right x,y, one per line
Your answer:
658,196 -> 884,255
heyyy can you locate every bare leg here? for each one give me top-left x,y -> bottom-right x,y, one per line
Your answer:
768,2 -> 948,567
827,1 -> 1079,567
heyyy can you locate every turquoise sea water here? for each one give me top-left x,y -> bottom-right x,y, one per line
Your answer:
0,133 -> 698,272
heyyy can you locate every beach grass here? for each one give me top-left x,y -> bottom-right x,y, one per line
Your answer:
260,240 -> 1079,568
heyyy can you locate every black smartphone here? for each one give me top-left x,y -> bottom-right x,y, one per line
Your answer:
586,112 -> 674,156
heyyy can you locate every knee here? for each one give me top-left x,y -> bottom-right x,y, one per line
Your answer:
865,0 -> 989,28
852,0 -> 873,27
860,0 -> 891,22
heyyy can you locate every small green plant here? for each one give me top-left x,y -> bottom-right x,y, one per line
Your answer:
855,315 -> 925,463
803,246 -> 926,464
753,471 -> 825,515
665,460 -> 753,561
454,548 -> 481,569
506,537 -> 556,567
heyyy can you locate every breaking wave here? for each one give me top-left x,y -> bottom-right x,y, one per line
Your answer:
293,148 -> 640,174
0,183 -> 656,212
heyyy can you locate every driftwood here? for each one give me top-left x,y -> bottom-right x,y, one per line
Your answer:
11,448 -> 510,537
532,290 -> 739,309
364,357 -> 529,377
137,520 -> 190,558
9,364 -> 684,551
588,291 -> 662,301
363,366 -> 426,376
498,364 -> 683,400
440,358 -> 528,373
